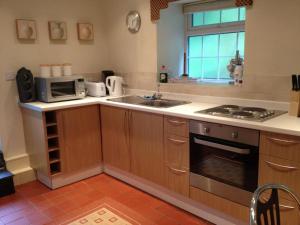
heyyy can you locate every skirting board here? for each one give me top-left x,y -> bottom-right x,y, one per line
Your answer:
12,167 -> 36,186
104,165 -> 247,225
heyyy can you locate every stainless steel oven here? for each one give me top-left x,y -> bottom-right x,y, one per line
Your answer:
189,120 -> 259,206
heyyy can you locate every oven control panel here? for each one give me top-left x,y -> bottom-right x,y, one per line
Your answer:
189,120 -> 260,147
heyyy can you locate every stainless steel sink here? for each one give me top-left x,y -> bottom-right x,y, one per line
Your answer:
107,95 -> 191,108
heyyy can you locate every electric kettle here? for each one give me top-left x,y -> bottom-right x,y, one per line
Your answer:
106,76 -> 124,96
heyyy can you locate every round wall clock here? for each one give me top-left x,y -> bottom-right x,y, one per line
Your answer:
126,11 -> 141,33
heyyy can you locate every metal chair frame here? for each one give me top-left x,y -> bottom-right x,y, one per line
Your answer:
250,184 -> 300,225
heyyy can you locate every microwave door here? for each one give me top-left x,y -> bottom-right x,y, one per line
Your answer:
51,81 -> 76,98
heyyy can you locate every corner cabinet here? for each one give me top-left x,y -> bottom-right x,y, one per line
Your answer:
22,104 -> 102,189
101,106 -> 165,186
101,106 -> 130,171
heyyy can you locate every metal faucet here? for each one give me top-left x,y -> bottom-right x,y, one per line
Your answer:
152,83 -> 162,100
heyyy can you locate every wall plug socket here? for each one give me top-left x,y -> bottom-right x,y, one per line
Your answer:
5,72 -> 16,81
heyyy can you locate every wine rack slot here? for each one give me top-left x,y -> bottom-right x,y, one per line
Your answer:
45,111 -> 62,176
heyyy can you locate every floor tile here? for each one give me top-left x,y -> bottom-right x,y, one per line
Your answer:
0,174 -> 213,225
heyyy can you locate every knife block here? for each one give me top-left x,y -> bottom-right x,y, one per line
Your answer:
289,91 -> 300,117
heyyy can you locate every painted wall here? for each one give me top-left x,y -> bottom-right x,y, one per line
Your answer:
0,0 -> 109,173
105,0 -> 298,101
1,0 -> 300,182
157,4 -> 185,77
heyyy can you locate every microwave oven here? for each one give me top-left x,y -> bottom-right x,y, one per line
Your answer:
35,76 -> 86,103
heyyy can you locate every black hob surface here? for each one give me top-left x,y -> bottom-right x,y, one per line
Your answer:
196,105 -> 286,122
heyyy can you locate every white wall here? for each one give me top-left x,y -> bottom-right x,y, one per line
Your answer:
0,0 -> 109,173
157,4 -> 185,76
2,0 -> 300,183
104,0 -> 299,101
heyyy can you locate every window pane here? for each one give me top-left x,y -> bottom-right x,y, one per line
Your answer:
221,8 -> 239,23
189,36 -> 202,57
193,13 -> 204,26
188,58 -> 202,78
203,58 -> 218,79
219,57 -> 232,79
219,33 -> 237,57
204,10 -> 220,25
239,7 -> 246,21
203,35 -> 219,57
238,32 -> 245,56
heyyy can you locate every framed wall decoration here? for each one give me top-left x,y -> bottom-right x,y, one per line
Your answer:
77,23 -> 94,41
16,19 -> 37,40
48,21 -> 67,40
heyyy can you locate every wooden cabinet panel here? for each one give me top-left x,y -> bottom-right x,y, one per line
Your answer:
164,134 -> 189,196
164,116 -> 189,137
260,132 -> 300,163
259,155 -> 300,198
101,106 -> 130,171
130,110 -> 164,186
57,105 -> 102,174
190,187 -> 249,222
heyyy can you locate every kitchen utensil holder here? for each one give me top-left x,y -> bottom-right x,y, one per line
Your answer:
289,91 -> 300,117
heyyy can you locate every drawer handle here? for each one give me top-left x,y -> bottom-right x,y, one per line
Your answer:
262,197 -> 295,211
168,119 -> 186,126
267,137 -> 298,146
167,165 -> 187,174
167,137 -> 186,144
265,160 -> 298,172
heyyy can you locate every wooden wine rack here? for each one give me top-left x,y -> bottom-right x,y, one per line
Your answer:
45,111 -> 61,176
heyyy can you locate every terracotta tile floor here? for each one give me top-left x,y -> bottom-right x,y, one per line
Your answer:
0,174 -> 214,225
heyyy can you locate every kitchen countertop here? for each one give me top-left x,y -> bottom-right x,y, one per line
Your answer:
20,90 -> 300,137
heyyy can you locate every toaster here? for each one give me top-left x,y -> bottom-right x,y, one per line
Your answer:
85,82 -> 106,97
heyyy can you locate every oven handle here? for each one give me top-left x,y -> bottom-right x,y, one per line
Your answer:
193,138 -> 251,155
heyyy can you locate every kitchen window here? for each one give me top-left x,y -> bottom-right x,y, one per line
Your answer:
185,4 -> 246,82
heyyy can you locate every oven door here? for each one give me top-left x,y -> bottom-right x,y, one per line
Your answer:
50,80 -> 76,98
190,133 -> 258,206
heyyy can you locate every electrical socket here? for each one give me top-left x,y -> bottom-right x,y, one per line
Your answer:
5,72 -> 16,81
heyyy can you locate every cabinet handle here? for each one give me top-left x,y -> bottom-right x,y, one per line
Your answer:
265,160 -> 298,172
167,137 -> 186,144
124,111 -> 127,140
168,119 -> 186,126
167,165 -> 187,174
262,197 -> 295,211
266,137 -> 298,146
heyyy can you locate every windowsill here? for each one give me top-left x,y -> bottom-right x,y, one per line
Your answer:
167,77 -> 235,86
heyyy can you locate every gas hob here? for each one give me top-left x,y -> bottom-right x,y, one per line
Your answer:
196,105 -> 286,122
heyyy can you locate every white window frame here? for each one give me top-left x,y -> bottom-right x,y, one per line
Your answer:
185,9 -> 245,82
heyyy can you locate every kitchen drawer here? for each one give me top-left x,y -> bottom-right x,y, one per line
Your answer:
260,193 -> 300,225
259,155 -> 300,198
164,135 -> 189,169
164,116 -> 188,137
260,132 -> 300,163
165,164 -> 189,197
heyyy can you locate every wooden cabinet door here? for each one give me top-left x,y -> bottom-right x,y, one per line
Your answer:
57,105 -> 102,173
164,134 -> 189,196
101,106 -> 130,171
129,110 -> 164,185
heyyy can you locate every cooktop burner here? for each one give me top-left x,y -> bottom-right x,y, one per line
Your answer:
196,105 -> 286,122
220,105 -> 240,110
243,107 -> 267,113
232,111 -> 254,119
205,108 -> 230,115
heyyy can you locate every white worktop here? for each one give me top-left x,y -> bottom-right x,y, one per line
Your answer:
20,89 -> 300,137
